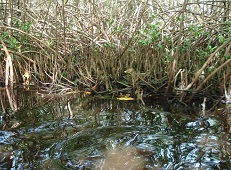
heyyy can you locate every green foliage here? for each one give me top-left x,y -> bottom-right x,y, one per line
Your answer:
137,23 -> 161,46
15,20 -> 32,32
113,26 -> 123,33
0,20 -> 34,52
176,16 -> 183,22
1,32 -> 20,50
0,32 -> 9,39
206,45 -> 217,54
165,55 -> 174,62
46,40 -> 55,47
103,42 -> 115,48
179,39 -> 192,53
105,18 -> 114,26
8,37 -> 20,49
0,20 -> 33,51
224,54 -> 230,60
218,35 -> 225,44
187,25 -> 204,38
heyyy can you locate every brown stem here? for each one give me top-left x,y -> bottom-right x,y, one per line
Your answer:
165,0 -> 189,95
188,43 -> 231,101
185,37 -> 231,93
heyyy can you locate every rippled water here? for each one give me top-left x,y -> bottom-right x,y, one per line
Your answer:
0,88 -> 231,169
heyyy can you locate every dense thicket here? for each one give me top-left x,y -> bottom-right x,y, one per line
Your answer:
0,0 -> 230,101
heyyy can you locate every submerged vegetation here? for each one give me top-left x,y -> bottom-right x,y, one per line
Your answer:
0,0 -> 231,101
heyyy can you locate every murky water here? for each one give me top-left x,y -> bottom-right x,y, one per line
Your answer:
0,88 -> 231,169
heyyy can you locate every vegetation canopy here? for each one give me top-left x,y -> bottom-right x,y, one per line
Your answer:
0,0 -> 231,102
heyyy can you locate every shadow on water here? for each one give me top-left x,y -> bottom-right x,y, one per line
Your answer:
0,87 -> 231,169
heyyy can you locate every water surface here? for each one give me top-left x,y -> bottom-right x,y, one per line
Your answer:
0,88 -> 230,169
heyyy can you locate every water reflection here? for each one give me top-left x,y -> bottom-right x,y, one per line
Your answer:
0,88 -> 230,169
99,146 -> 154,170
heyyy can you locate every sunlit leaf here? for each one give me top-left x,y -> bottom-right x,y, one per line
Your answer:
117,96 -> 135,101
85,91 -> 91,95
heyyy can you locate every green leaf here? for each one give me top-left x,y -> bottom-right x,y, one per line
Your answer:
218,35 -> 225,44
0,32 -> 9,39
224,54 -> 230,60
